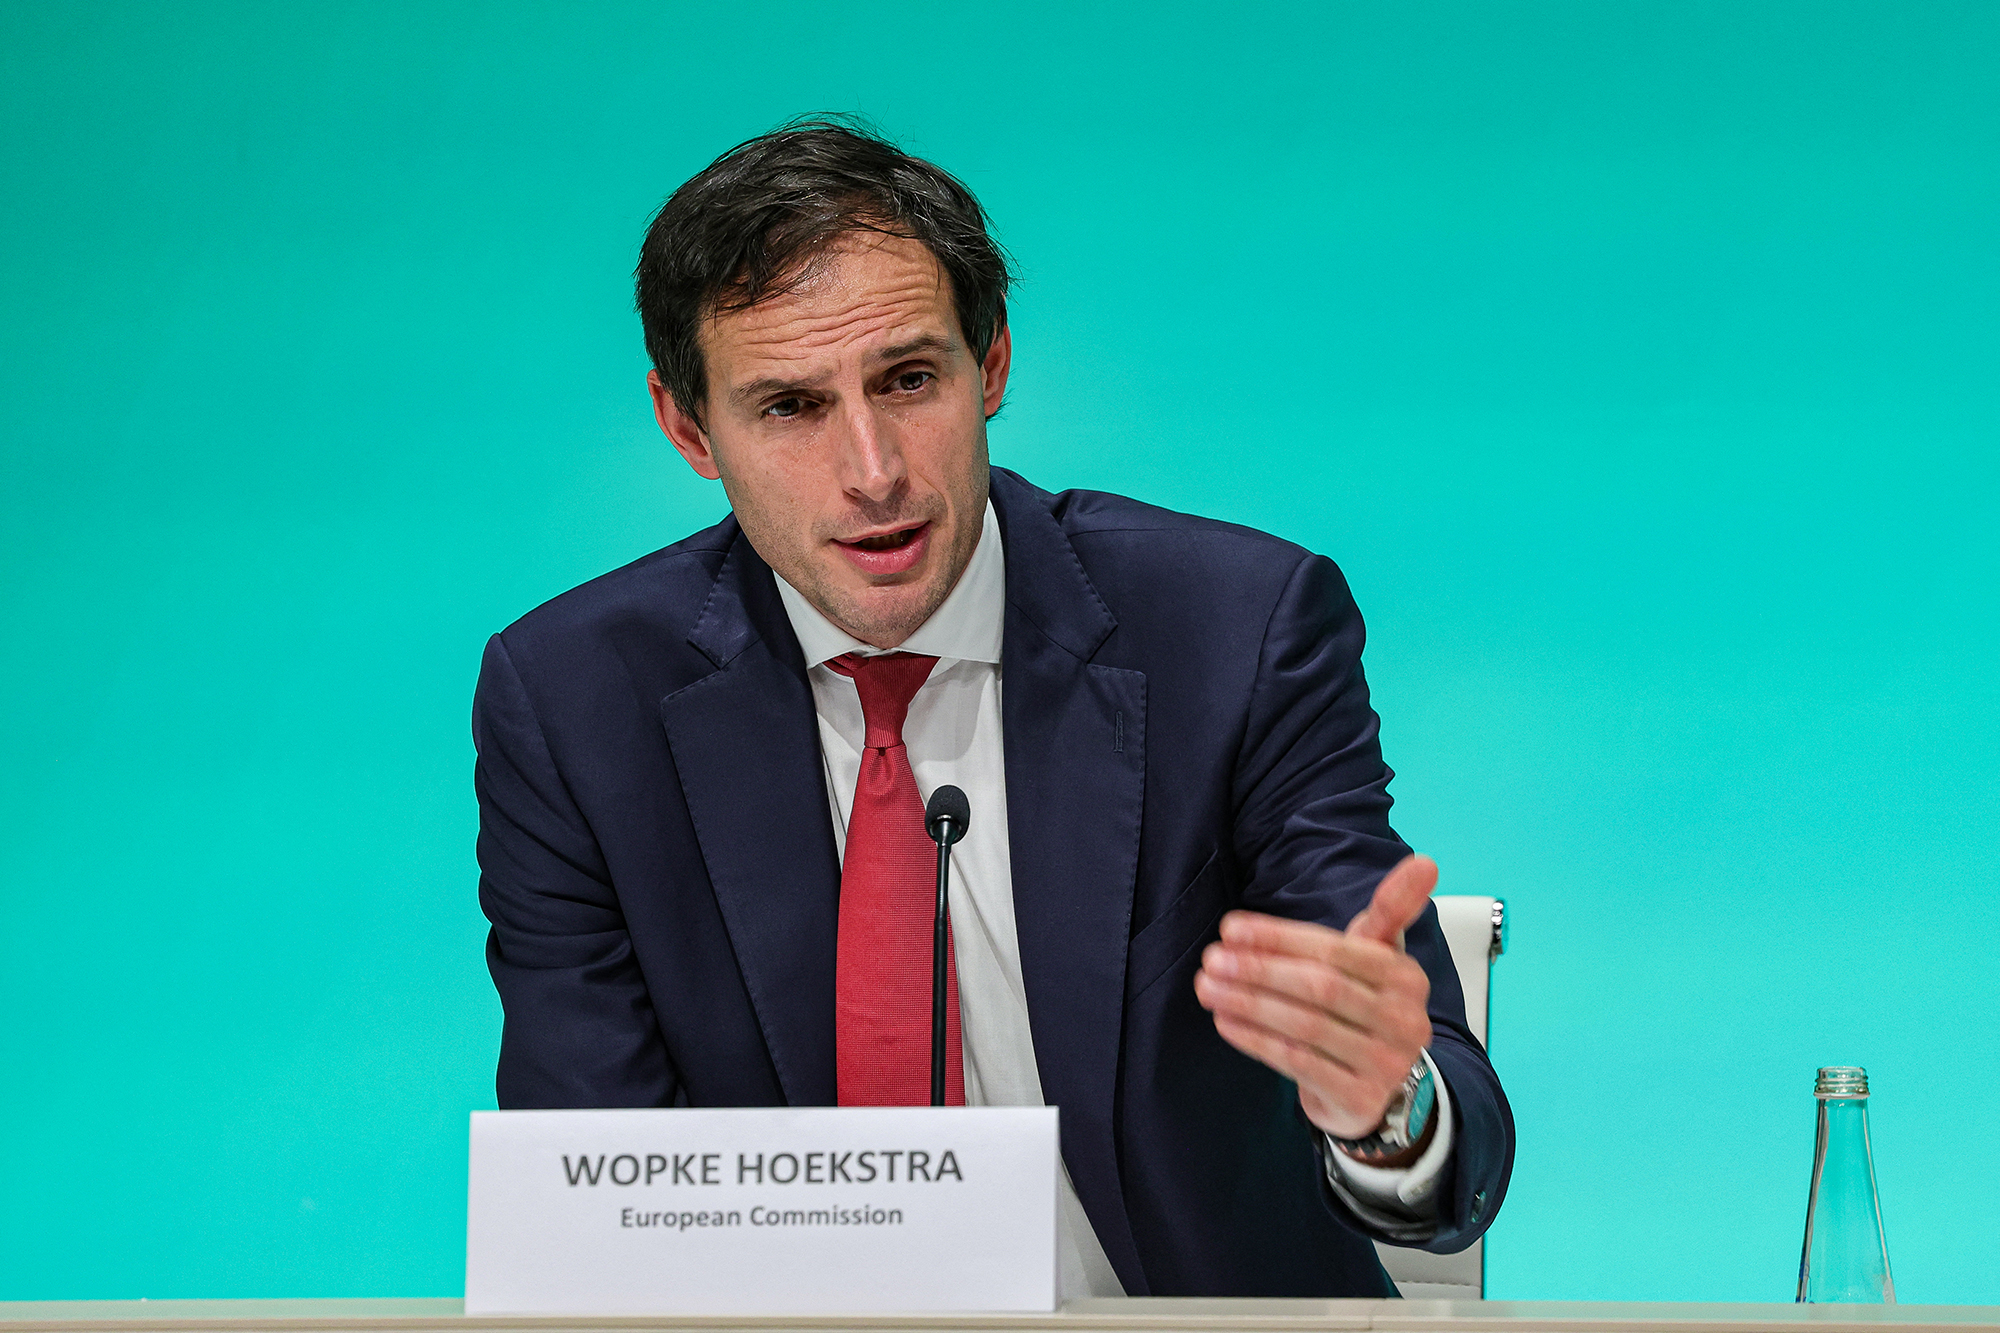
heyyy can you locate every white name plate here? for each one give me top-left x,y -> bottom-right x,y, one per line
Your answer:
465,1106 -> 1058,1315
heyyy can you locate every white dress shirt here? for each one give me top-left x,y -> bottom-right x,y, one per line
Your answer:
774,501 -> 1452,1296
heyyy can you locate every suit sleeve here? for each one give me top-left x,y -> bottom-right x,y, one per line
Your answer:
1232,552 -> 1515,1255
474,632 -> 678,1109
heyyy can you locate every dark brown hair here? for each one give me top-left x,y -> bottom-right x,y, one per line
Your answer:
635,115 -> 1014,429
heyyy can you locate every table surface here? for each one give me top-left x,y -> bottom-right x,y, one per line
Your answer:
2,1300 -> 1996,1333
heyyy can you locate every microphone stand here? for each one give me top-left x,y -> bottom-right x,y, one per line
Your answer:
922,786 -> 970,1108
930,827 -> 952,1108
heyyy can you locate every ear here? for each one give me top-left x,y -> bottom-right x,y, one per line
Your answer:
649,370 -> 721,481
980,316 -> 1013,420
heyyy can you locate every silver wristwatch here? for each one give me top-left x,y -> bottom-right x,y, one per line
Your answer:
1330,1058 -> 1435,1164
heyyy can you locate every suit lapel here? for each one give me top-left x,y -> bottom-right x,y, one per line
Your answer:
655,484 -> 1153,1286
992,472 -> 1152,1294
658,530 -> 842,1106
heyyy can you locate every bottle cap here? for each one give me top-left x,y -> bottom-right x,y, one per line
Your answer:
1815,1066 -> 1869,1099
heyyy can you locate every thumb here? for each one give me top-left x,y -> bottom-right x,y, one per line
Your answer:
1348,854 -> 1438,948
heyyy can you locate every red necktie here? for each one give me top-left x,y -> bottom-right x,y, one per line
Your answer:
825,652 -> 965,1106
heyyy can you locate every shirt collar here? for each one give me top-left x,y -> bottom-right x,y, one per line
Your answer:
774,501 -> 1005,669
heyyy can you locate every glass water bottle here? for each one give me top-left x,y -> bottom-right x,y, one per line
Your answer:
1797,1066 -> 1895,1303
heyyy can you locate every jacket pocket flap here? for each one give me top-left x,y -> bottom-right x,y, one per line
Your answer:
1127,848 -> 1230,997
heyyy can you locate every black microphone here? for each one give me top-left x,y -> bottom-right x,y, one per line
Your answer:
922,785 -> 970,1107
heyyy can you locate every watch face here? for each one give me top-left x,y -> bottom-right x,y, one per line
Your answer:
1331,1059 -> 1435,1159
1405,1064 -> 1436,1140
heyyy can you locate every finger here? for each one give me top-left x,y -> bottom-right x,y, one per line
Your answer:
1197,971 -> 1428,1080
1347,854 -> 1438,947
1216,913 -> 1419,987
1207,1013 -> 1394,1139
1218,911 -> 1358,962
1196,967 -> 1371,1066
1209,1010 -> 1361,1097
1194,970 -> 1427,1080
1206,932 -> 1429,996
1201,945 -> 1432,1038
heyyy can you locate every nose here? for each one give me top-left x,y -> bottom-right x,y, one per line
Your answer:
832,396 -> 906,505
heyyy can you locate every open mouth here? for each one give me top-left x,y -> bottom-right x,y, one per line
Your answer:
831,521 -> 932,576
839,525 -> 925,551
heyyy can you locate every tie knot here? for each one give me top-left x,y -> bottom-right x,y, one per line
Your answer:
826,652 -> 938,749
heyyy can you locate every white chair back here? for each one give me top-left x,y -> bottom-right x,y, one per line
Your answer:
1372,894 -> 1505,1300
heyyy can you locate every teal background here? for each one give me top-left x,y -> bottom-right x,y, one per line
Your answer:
3,0 -> 1996,1305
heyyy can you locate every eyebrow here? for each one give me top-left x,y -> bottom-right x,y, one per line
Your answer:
873,333 -> 954,362
726,335 -> 956,407
729,373 -> 822,407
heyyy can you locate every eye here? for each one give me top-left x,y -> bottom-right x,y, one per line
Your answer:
890,370 -> 933,394
763,397 -> 809,419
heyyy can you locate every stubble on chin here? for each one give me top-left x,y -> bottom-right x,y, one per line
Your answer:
803,557 -> 953,648
798,510 -> 984,648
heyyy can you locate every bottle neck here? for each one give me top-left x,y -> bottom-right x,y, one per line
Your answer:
1813,1096 -> 1874,1190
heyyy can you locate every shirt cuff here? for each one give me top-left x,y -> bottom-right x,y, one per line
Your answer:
1319,1050 -> 1454,1242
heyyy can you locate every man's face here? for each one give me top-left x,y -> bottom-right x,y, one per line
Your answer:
651,232 -> 1010,649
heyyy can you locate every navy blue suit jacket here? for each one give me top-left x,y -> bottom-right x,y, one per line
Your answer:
474,467 -> 1514,1297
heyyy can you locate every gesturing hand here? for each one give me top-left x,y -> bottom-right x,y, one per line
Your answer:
1193,854 -> 1439,1144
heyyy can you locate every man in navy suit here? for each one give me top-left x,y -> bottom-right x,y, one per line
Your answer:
474,118 -> 1513,1298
